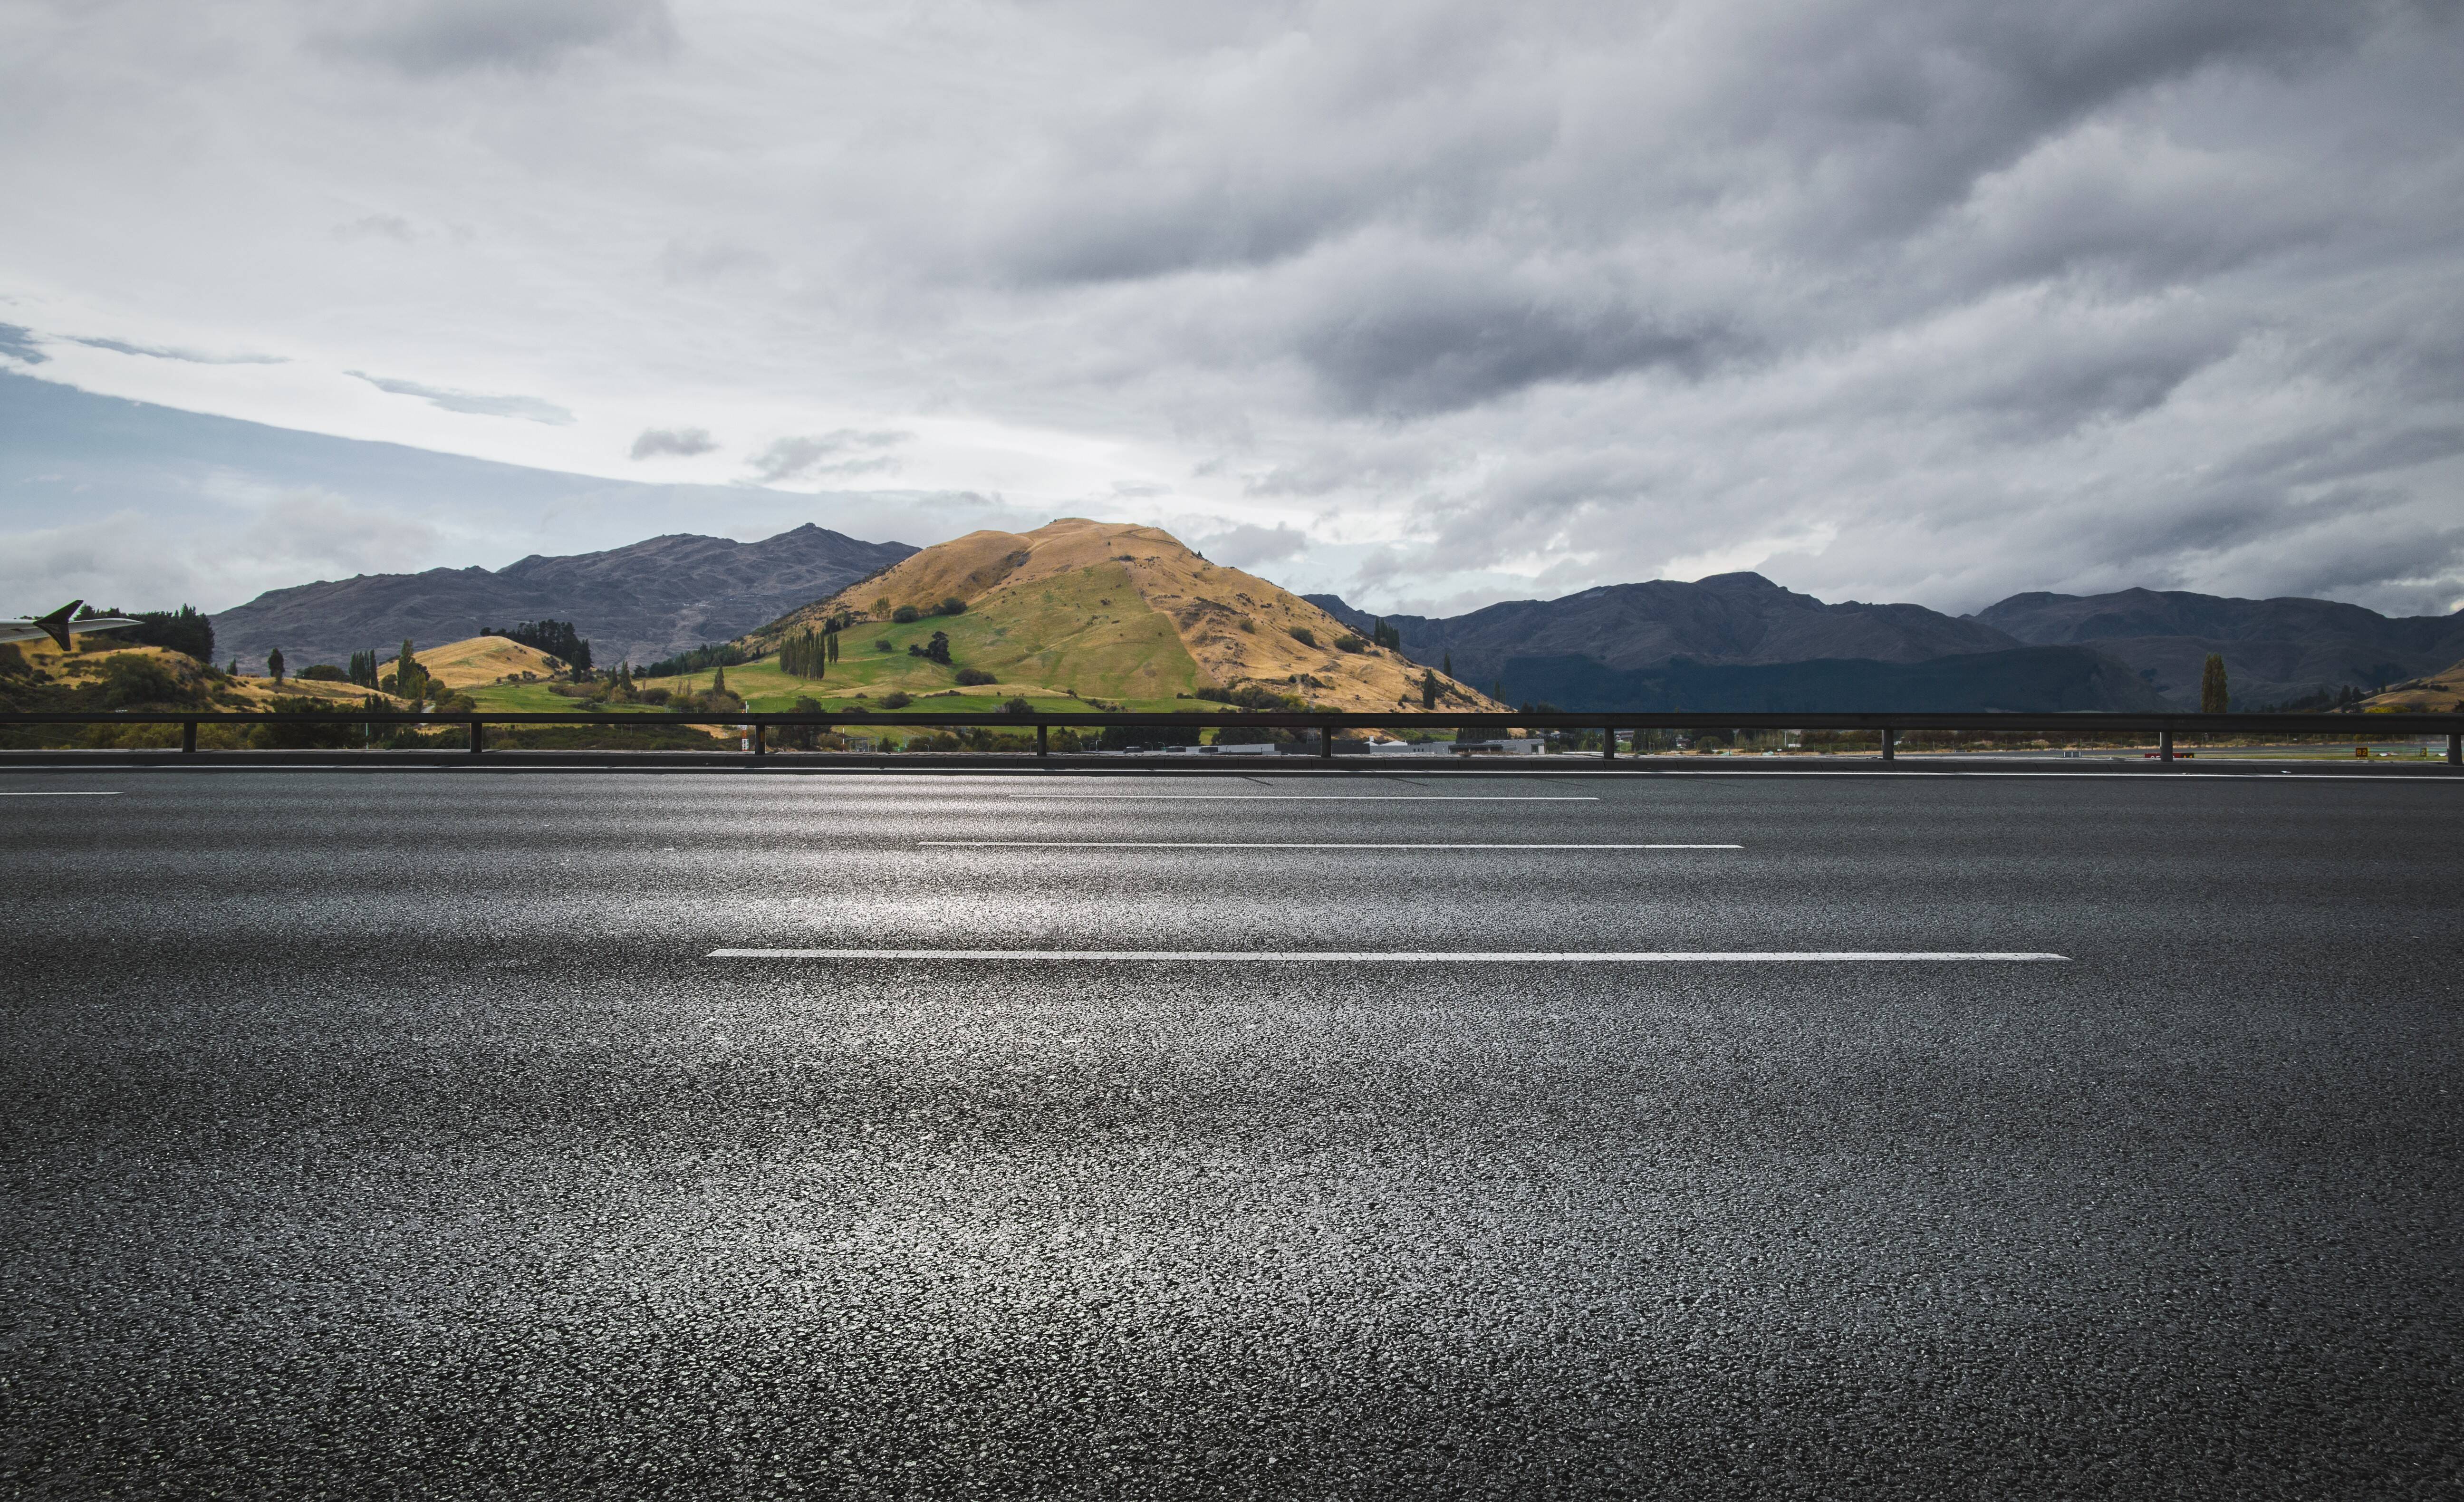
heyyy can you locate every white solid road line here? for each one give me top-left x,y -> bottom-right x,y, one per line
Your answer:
916,840 -> 1740,849
711,949 -> 2068,962
0,791 -> 123,796
1002,794 -> 1601,800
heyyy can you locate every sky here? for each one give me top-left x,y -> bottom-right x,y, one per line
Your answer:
3,0 -> 2462,620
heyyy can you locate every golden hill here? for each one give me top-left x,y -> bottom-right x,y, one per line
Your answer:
758,518 -> 1503,714
15,639 -> 414,708
414,635 -> 563,688
2358,657 -> 2464,712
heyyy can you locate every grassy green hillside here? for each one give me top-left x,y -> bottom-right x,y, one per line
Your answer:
460,563 -> 1206,716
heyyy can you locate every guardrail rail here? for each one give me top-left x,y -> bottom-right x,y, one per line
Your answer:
4,708 -> 2460,765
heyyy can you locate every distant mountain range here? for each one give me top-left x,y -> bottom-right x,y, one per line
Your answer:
1312,573 -> 2464,711
214,525 -> 914,671
204,515 -> 2462,712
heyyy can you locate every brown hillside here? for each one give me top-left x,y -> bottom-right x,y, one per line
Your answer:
761,518 -> 1507,714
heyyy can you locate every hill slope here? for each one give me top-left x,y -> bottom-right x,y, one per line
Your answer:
759,518 -> 1504,713
213,524 -> 915,673
1970,587 -> 2464,707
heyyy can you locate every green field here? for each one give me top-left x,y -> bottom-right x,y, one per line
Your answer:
461,565 -> 1211,720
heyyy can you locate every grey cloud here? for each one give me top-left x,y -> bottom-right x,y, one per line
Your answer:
347,371 -> 575,424
1198,522 -> 1310,569
10,0 -> 2464,622
68,336 -> 287,366
0,324 -> 48,365
333,214 -> 417,243
323,0 -> 674,77
747,431 -> 909,484
630,426 -> 717,460
658,240 -> 771,284
1289,273 -> 1733,418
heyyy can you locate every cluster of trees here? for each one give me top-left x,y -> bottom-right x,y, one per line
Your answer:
1369,617 -> 1402,649
643,641 -> 753,678
486,619 -> 592,674
886,597 -> 967,624
906,630 -> 952,664
1194,683 -> 1305,711
88,604 -> 216,662
780,624 -> 841,679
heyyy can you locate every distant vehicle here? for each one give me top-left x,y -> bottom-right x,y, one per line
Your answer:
0,600 -> 142,652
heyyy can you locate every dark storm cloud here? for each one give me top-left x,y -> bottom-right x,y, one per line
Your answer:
347,371 -> 575,425
321,0 -> 674,76
630,426 -> 717,460
1288,273 -> 1734,418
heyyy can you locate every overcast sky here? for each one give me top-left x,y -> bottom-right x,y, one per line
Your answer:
4,0 -> 2461,618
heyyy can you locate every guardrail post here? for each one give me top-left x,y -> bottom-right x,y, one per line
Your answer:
469,719 -> 484,755
1880,727 -> 1896,762
1602,727 -> 1616,761
1319,723 -> 1334,760
752,724 -> 767,757
181,720 -> 197,754
2450,732 -> 2461,766
2160,730 -> 2174,763
1037,723 -> 1049,757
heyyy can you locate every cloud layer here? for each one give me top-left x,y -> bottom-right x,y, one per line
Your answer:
3,0 -> 2461,616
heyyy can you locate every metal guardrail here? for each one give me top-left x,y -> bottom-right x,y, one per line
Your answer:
5,708 -> 2461,763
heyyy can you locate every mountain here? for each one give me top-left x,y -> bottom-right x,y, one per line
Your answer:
1309,572 -> 2021,686
756,517 -> 1507,713
1970,588 -> 2464,708
1306,572 -> 2168,711
213,524 -> 915,672
1489,647 -> 2174,713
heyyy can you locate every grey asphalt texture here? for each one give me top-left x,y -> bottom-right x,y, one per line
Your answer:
2,768 -> 2459,1499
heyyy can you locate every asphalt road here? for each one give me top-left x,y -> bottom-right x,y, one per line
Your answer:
3,768 -> 2459,1499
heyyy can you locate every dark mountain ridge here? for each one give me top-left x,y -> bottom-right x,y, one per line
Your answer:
1312,573 -> 2020,688
214,524 -> 915,671
1969,587 -> 2464,707
1314,573 -> 2463,712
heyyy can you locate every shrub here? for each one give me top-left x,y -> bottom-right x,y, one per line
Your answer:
1001,696 -> 1032,716
637,687 -> 672,704
875,638 -> 893,651
101,655 -> 199,709
1333,635 -> 1367,654
297,664 -> 348,682
880,691 -> 914,709
955,667 -> 996,686
1194,684 -> 1300,711
935,597 -> 967,616
1288,626 -> 1316,647
891,605 -> 922,624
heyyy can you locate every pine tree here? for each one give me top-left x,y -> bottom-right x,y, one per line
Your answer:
1442,651 -> 1453,677
2200,654 -> 2229,713
1420,671 -> 1439,710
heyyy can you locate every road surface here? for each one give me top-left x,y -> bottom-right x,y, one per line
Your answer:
3,768 -> 2459,1498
